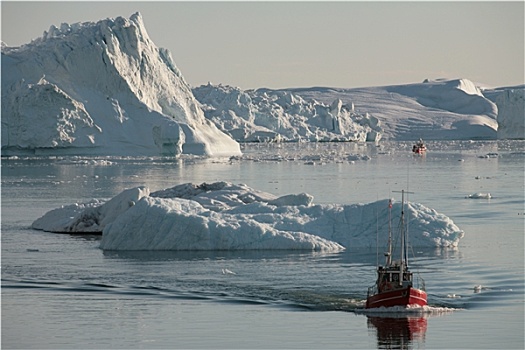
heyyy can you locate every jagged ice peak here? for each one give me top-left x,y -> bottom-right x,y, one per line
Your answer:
1,12 -> 242,157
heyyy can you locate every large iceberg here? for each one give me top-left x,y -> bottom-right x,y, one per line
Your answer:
193,79 -> 519,142
190,75 -> 525,143
1,13 -> 241,157
2,10 -> 521,154
32,182 -> 464,251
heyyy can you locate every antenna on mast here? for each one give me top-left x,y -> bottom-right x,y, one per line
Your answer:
392,190 -> 414,270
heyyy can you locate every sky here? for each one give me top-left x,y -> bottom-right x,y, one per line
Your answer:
1,1 -> 524,90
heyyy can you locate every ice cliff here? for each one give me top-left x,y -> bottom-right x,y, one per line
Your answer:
1,13 -> 241,157
32,182 -> 464,251
484,86 -> 525,140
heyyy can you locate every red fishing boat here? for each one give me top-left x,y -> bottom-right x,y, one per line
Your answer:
412,138 -> 427,154
365,190 -> 427,309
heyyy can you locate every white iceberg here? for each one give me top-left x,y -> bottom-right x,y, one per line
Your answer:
193,84 -> 382,142
278,79 -> 504,141
2,11 -> 523,157
32,187 -> 150,233
1,13 -> 241,157
32,182 -> 464,251
195,78 -> 518,143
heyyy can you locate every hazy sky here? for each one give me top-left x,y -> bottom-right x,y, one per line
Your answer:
2,1 -> 524,89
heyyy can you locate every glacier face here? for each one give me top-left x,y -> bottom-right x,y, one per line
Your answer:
1,13 -> 241,157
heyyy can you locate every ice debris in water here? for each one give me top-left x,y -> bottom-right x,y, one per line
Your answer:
447,293 -> 462,299
465,193 -> 492,199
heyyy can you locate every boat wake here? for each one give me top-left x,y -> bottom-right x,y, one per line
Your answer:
355,304 -> 459,316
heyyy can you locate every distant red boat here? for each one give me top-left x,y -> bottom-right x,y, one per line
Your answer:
365,190 -> 428,309
412,138 -> 427,154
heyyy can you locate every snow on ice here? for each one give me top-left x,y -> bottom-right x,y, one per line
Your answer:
1,13 -> 241,157
32,182 -> 464,251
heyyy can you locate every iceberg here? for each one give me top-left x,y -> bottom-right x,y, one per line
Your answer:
32,182 -> 464,251
274,79 -> 503,141
193,84 -> 382,142
2,7 -> 521,154
2,10 -> 522,153
1,13 -> 241,157
32,187 -> 150,233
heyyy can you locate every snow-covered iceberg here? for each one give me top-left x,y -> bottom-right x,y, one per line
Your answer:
32,182 -> 464,251
1,13 -> 241,157
193,84 -> 382,142
193,78 -> 523,143
279,79 -> 502,141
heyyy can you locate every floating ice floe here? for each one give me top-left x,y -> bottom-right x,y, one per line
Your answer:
56,158 -> 114,166
32,182 -> 464,251
447,294 -> 462,299
465,193 -> 492,199
478,153 -> 499,158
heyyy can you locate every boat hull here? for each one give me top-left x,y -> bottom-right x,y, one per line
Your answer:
365,286 -> 427,309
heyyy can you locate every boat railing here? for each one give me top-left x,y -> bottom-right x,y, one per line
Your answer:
367,275 -> 425,297
414,275 -> 426,291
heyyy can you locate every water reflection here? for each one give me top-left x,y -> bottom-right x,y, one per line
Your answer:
367,315 -> 427,349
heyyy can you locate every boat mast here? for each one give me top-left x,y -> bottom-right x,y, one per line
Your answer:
405,191 -> 409,269
400,190 -> 405,274
403,189 -> 414,269
386,198 -> 392,266
393,189 -> 414,283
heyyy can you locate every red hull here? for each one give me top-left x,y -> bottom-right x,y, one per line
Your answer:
366,286 -> 427,309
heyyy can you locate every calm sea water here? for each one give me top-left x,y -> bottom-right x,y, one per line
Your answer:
2,141 -> 524,349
